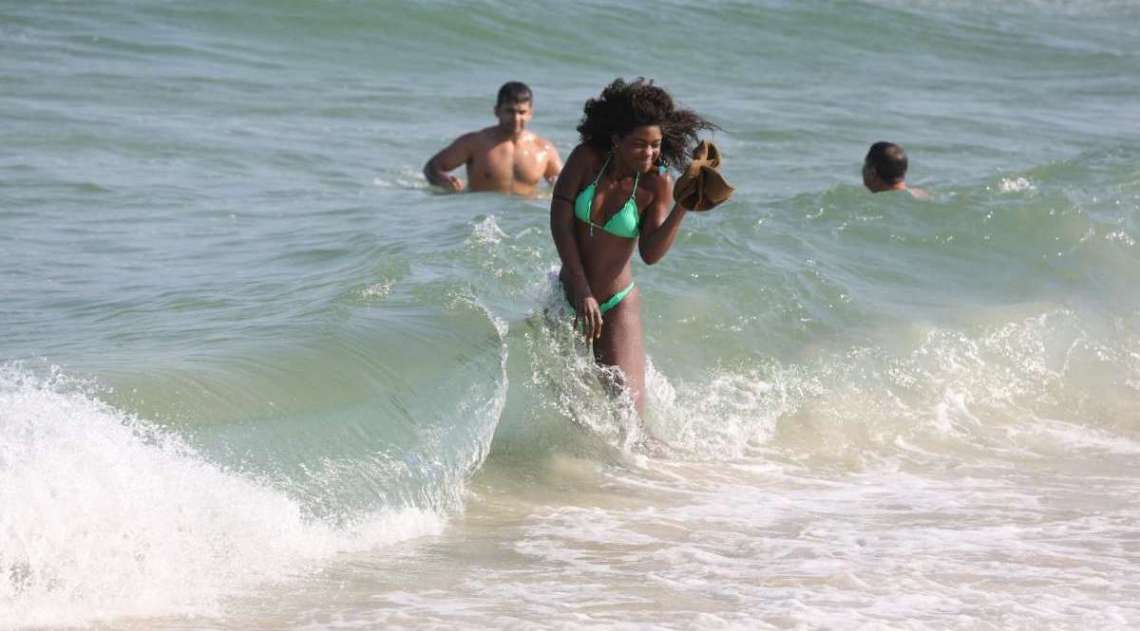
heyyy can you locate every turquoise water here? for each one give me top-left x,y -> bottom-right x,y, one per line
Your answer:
3,1 -> 1140,628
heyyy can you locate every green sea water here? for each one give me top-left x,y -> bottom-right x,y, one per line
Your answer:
3,1 -> 1140,628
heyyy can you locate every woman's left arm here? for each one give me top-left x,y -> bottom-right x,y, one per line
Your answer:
638,173 -> 688,265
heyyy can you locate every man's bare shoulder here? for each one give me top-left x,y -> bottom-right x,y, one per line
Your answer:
544,137 -> 565,162
534,135 -> 562,165
465,126 -> 504,148
907,186 -> 931,200
534,134 -> 558,151
439,129 -> 488,153
513,130 -> 553,151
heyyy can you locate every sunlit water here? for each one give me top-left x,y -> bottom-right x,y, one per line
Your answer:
3,1 -> 1139,628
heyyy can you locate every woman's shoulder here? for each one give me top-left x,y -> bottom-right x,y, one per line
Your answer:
554,144 -> 603,195
566,143 -> 605,167
559,144 -> 606,187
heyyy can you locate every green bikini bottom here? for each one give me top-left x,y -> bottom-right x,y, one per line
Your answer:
560,276 -> 636,320
598,281 -> 636,315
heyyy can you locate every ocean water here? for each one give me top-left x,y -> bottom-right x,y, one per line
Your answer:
3,1 -> 1140,629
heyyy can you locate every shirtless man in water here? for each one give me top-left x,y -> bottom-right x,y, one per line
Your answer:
423,81 -> 562,197
863,141 -> 930,199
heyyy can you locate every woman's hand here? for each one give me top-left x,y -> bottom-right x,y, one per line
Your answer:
574,292 -> 604,341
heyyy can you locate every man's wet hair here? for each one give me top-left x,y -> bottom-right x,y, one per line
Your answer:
496,81 -> 533,107
865,141 -> 908,185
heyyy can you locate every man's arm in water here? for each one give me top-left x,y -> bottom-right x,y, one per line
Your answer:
423,133 -> 477,192
542,139 -> 563,186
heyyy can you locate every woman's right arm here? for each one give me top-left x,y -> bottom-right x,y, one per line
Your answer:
550,145 -> 603,339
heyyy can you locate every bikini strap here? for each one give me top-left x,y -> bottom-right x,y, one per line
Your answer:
591,153 -> 612,187
628,169 -> 641,204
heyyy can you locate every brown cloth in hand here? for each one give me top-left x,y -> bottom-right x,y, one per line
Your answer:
673,141 -> 734,211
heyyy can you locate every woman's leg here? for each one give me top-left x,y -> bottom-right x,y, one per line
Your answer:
593,288 -> 646,414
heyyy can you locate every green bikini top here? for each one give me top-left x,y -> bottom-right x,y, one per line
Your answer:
574,153 -> 641,239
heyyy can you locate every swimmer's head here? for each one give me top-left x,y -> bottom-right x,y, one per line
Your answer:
576,77 -> 716,175
863,141 -> 908,192
494,81 -> 533,135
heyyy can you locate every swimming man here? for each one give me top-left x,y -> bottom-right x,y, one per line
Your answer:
863,141 -> 929,199
423,81 -> 562,197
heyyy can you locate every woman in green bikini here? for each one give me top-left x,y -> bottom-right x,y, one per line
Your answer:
550,78 -> 715,414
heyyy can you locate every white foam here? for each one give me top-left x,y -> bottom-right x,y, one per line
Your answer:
1105,230 -> 1136,246
625,307 -> 1140,468
0,365 -> 444,628
359,279 -> 393,299
495,464 -> 1140,629
372,167 -> 431,190
468,214 -> 508,246
998,176 -> 1035,192
645,367 -> 785,459
1007,415 -> 1140,455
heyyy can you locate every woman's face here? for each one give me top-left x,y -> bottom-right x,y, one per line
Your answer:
614,125 -> 663,174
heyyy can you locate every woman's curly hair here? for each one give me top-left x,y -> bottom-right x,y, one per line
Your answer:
576,77 -> 717,172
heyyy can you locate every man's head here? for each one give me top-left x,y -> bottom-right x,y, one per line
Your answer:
863,141 -> 908,192
494,81 -> 533,135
